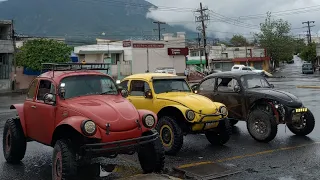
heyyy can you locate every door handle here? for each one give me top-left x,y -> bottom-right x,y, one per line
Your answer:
31,105 -> 36,109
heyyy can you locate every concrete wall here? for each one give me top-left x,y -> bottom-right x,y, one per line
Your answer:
0,40 -> 14,53
12,67 -> 37,90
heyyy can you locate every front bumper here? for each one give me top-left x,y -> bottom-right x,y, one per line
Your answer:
79,131 -> 158,157
285,106 -> 308,123
191,113 -> 228,131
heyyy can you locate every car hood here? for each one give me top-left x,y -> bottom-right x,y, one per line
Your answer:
156,92 -> 220,114
66,95 -> 140,132
246,88 -> 302,107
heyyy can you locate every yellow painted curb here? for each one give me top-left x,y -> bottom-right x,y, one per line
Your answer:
297,85 -> 320,89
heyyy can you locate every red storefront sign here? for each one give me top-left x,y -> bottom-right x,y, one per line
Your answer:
132,43 -> 164,48
167,48 -> 189,56
123,41 -> 132,47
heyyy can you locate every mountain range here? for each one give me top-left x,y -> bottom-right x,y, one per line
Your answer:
0,0 -> 196,44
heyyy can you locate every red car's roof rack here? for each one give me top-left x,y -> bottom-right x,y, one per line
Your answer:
41,62 -> 110,77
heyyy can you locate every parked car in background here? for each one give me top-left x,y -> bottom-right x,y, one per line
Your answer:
192,71 -> 315,143
155,67 -> 176,75
3,63 -> 165,179
120,73 -> 231,155
302,62 -> 314,74
231,65 -> 272,77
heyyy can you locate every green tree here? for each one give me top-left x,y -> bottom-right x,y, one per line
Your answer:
230,34 -> 249,46
300,42 -> 317,62
294,39 -> 306,55
255,12 -> 295,67
16,39 -> 73,71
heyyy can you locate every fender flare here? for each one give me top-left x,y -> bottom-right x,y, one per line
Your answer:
55,116 -> 102,140
10,104 -> 27,136
158,105 -> 189,119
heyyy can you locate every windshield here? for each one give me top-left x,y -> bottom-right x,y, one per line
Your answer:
60,75 -> 118,99
241,75 -> 270,89
153,79 -> 191,94
302,64 -> 312,68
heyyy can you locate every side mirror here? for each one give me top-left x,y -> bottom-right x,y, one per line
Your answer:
234,85 -> 241,92
270,84 -> 274,88
44,93 -> 55,105
144,89 -> 153,99
120,89 -> 128,98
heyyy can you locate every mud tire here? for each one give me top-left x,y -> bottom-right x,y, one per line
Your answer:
138,132 -> 165,173
205,119 -> 232,145
247,109 -> 278,143
52,139 -> 77,180
156,116 -> 183,155
2,117 -> 26,164
287,109 -> 315,136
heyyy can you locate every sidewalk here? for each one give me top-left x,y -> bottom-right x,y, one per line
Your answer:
121,173 -> 181,180
0,89 -> 27,96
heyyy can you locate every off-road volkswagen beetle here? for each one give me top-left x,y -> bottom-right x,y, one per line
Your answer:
120,73 -> 231,155
2,63 -> 164,179
192,71 -> 315,142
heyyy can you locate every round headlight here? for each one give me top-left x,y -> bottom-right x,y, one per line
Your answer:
186,110 -> 195,121
219,106 -> 228,116
81,120 -> 96,136
143,115 -> 155,128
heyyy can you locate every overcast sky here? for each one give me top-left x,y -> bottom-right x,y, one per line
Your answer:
146,0 -> 320,39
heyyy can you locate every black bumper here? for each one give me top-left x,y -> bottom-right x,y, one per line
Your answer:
196,113 -> 226,123
79,131 -> 159,157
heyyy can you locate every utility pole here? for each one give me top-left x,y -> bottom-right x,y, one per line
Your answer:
197,33 -> 203,68
153,21 -> 166,41
302,21 -> 315,44
146,48 -> 149,72
195,2 -> 210,69
11,19 -> 17,91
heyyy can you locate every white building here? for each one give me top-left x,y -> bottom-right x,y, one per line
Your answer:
74,32 -> 188,79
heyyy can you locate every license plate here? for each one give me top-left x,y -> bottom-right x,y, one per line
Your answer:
295,108 -> 307,113
205,122 -> 217,128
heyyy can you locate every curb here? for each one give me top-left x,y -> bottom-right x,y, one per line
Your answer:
296,85 -> 320,89
0,89 -> 27,96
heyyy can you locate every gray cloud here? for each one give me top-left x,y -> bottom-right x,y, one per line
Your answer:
146,0 -> 320,39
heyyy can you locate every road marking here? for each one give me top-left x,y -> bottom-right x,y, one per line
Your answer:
296,85 -> 320,89
177,142 -> 320,168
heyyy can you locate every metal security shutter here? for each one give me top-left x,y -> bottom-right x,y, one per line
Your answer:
253,62 -> 263,70
222,62 -> 234,71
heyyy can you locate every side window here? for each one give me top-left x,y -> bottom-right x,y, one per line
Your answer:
130,80 -> 150,96
233,67 -> 239,70
119,80 -> 129,90
217,78 -> 238,92
27,79 -> 38,99
36,80 -> 56,101
199,78 -> 215,91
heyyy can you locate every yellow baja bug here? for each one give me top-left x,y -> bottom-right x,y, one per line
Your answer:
120,73 -> 231,155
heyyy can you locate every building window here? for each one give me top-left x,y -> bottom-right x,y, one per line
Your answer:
0,54 -> 10,79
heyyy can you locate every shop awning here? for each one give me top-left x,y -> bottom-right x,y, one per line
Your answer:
186,60 -> 206,65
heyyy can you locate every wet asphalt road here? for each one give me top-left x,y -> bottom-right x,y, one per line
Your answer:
1,56 -> 320,180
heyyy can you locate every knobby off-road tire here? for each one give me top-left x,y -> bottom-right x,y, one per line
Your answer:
52,139 -> 77,180
287,109 -> 315,136
138,132 -> 165,173
156,116 -> 183,156
205,119 -> 232,145
2,117 -> 27,164
230,119 -> 239,126
247,109 -> 278,143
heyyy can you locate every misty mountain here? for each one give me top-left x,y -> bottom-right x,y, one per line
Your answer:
0,0 -> 195,44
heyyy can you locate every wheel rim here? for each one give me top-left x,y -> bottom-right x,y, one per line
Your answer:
5,129 -> 11,153
160,125 -> 173,147
254,119 -> 267,134
53,151 -> 63,180
292,114 -> 307,130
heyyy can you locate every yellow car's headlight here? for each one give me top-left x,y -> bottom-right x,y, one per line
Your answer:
185,110 -> 195,121
219,106 -> 228,116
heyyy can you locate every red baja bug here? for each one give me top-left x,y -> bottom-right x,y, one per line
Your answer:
2,63 -> 164,180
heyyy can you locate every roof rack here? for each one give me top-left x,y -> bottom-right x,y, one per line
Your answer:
41,62 -> 110,77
